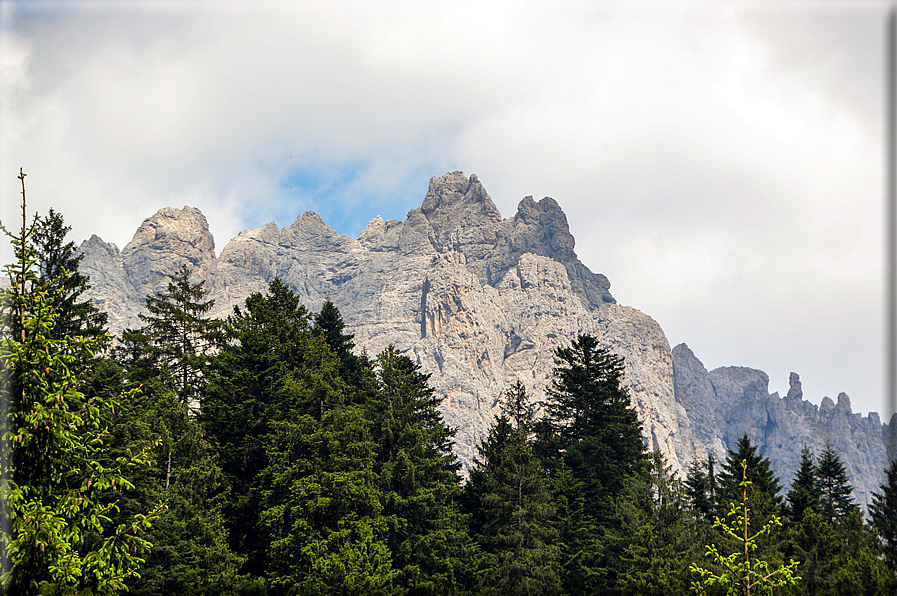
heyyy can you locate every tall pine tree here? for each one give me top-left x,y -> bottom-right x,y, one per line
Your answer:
816,444 -> 856,523
465,380 -> 561,595
135,264 -> 223,408
370,346 -> 476,594
1,172 -> 159,594
870,458 -> 897,578
787,446 -> 822,523
534,334 -> 647,594
718,434 -> 783,529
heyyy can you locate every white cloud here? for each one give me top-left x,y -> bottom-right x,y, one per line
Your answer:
0,0 -> 889,415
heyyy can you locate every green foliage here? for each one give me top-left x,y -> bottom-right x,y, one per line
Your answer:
779,449 -> 892,595
108,266 -> 245,595
814,444 -> 856,523
691,461 -> 800,596
686,453 -> 720,523
371,346 -> 475,594
32,207 -> 109,353
718,435 -> 784,530
532,334 -> 647,594
537,334 -> 647,522
203,278 -> 327,579
1,172 -> 161,594
204,280 -> 406,593
870,458 -> 897,573
467,381 -> 561,595
786,447 -> 821,523
134,264 -> 223,407
313,298 -> 362,385
607,452 -> 695,595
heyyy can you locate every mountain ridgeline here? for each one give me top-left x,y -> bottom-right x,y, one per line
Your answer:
77,171 -> 891,508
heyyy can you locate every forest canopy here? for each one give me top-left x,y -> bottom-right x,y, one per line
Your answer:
2,188 -> 895,595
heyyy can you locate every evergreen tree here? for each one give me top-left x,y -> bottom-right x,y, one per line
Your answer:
204,280 -> 401,593
466,381 -> 561,595
691,461 -> 800,596
371,346 -> 476,594
781,449 -> 893,595
32,207 -> 109,349
313,298 -> 361,384
815,444 -> 856,523
608,452 -> 695,596
256,395 -> 394,595
534,334 -> 647,594
718,434 -> 783,529
787,446 -> 822,523
869,458 -> 897,573
107,266 -> 245,594
1,172 -> 159,594
537,334 -> 646,522
685,454 -> 719,522
136,264 -> 223,407
202,278 -> 323,579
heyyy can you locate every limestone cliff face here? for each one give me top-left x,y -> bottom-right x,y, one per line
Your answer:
77,206 -> 217,335
672,343 -> 890,509
78,171 -> 887,496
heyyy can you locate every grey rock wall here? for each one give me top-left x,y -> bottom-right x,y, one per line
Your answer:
77,171 -> 888,499
672,343 -> 890,510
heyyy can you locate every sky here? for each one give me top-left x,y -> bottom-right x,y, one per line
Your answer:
0,0 -> 893,417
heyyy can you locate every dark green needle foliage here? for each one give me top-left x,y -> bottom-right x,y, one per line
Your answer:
786,447 -> 822,524
685,453 -> 720,523
202,278 -> 331,580
870,458 -> 897,574
534,334 -> 647,594
104,266 -> 245,595
466,381 -> 561,595
204,280 -> 402,594
135,264 -> 223,407
1,178 -> 159,594
718,434 -> 783,530
313,298 -> 363,385
607,452 -> 695,596
370,346 -> 476,595
815,444 -> 856,523
32,207 -> 109,351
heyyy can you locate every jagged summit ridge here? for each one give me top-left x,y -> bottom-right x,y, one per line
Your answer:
76,172 -> 889,494
670,342 -> 888,509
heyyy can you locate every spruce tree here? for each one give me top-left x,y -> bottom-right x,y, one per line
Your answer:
870,458 -> 897,573
538,334 -> 646,522
136,264 -> 223,408
466,381 -> 561,595
610,452 -> 694,595
816,443 -> 856,523
32,207 -> 109,349
202,278 -> 322,579
108,269 -> 245,594
371,346 -> 476,594
787,446 -> 822,523
534,334 -> 647,594
1,172 -> 159,594
204,280 -> 401,592
718,434 -> 783,527
685,454 -> 714,522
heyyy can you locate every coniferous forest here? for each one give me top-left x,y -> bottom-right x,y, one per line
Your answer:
2,181 -> 897,594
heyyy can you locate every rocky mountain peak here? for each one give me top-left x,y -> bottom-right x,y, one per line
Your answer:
836,392 -> 852,412
75,172 -> 888,502
786,372 -> 803,400
421,171 -> 500,220
120,205 -> 217,296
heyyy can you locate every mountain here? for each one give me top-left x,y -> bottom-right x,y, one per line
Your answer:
77,171 -> 892,508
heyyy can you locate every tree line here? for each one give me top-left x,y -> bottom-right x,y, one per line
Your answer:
2,191 -> 896,594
